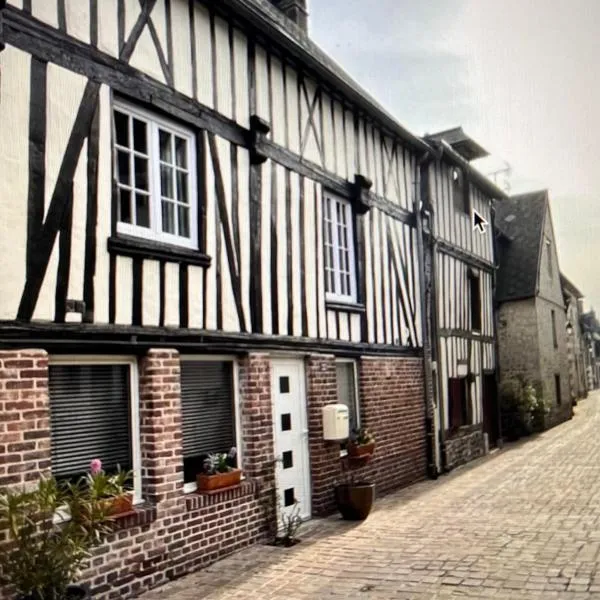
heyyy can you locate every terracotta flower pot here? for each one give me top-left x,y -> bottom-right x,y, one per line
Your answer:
197,468 -> 242,492
347,441 -> 375,458
334,482 -> 375,520
107,492 -> 133,516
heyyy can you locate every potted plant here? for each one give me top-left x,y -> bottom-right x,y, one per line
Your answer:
347,427 -> 376,461
0,459 -> 131,600
196,447 -> 241,492
335,428 -> 376,521
87,459 -> 133,517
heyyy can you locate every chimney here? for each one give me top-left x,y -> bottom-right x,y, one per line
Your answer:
269,0 -> 309,34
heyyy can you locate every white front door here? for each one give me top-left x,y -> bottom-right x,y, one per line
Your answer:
271,359 -> 311,521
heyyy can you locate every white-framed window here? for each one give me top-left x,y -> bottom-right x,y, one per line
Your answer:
323,192 -> 357,302
336,359 -> 359,454
47,356 -> 142,504
113,100 -> 198,249
180,356 -> 242,494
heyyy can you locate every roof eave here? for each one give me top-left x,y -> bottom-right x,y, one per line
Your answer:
219,0 -> 431,155
435,140 -> 508,200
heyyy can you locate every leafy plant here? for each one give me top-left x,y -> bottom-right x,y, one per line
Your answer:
201,447 -> 238,475
277,500 -> 303,547
500,376 -> 547,438
349,427 -> 375,446
0,459 -> 131,600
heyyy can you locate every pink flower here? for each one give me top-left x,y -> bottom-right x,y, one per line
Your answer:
90,458 -> 102,475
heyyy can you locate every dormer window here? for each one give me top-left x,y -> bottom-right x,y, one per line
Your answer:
452,167 -> 469,214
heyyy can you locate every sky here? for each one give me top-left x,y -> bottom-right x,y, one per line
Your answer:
309,0 -> 600,311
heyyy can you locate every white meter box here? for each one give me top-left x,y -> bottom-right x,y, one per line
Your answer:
322,403 -> 349,440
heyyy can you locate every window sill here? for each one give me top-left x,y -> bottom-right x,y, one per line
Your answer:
108,502 -> 157,530
325,300 -> 366,314
108,235 -> 212,268
185,479 -> 258,511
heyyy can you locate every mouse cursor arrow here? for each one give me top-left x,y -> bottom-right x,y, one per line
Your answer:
472,209 -> 488,234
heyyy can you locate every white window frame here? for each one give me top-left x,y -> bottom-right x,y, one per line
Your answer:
113,99 -> 198,250
336,358 -> 360,457
180,355 -> 242,494
48,355 -> 142,518
323,192 -> 357,303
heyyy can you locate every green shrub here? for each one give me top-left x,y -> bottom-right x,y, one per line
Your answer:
0,460 -> 131,600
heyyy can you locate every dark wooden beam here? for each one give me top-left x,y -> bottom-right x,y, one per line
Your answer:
435,239 -> 495,273
438,329 -> 494,344
0,321 -> 423,359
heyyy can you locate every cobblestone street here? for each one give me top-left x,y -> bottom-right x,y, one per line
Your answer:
141,395 -> 600,600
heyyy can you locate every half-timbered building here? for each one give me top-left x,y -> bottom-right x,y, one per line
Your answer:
424,128 -> 507,471
0,0 -> 435,596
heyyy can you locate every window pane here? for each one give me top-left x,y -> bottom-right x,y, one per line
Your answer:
178,205 -> 190,238
117,151 -> 130,185
161,165 -> 174,199
119,189 -> 132,224
159,129 -> 173,163
175,136 -> 188,168
336,362 -> 357,432
134,156 -> 149,191
180,361 -> 235,484
48,364 -> 132,481
114,111 -> 129,147
136,193 -> 150,228
132,118 -> 147,154
162,200 -> 175,234
176,171 -> 188,204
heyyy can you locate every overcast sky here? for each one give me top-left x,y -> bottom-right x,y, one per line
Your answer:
310,0 -> 600,311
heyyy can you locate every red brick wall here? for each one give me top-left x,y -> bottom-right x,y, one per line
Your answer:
0,349 -> 427,598
307,355 -> 427,515
0,349 -> 50,494
305,354 -> 340,515
0,349 -> 270,600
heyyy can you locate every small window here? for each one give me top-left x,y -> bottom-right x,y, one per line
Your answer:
452,167 -> 469,214
113,101 -> 198,249
323,193 -> 357,302
469,273 -> 482,331
48,358 -> 141,501
545,237 -> 552,276
180,358 -> 239,492
551,309 -> 558,348
336,360 -> 359,435
555,374 -> 561,405
448,377 -> 469,428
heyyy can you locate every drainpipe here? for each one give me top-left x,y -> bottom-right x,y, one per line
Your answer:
414,149 -> 438,479
490,203 -> 503,446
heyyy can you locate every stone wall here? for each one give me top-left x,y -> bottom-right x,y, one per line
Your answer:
443,425 -> 485,471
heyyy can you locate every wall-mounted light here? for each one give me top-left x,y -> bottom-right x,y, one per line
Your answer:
566,321 -> 574,335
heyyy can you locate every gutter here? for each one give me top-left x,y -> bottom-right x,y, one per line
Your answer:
415,150 -> 439,478
490,203 -> 504,446
218,0 -> 431,154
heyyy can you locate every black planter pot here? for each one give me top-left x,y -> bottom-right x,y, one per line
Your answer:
20,584 -> 91,600
334,482 -> 375,520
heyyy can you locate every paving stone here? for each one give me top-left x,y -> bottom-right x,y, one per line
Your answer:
138,396 -> 600,600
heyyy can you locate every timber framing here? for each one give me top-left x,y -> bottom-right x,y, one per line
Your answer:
3,7 -> 418,229
0,321 -> 423,358
435,239 -> 494,272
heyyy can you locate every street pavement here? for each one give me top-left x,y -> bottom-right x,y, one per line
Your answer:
140,393 -> 600,599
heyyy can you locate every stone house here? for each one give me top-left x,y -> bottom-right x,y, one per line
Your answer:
0,1 -> 437,598
581,310 -> 600,390
495,190 -> 571,427
560,273 -> 587,403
